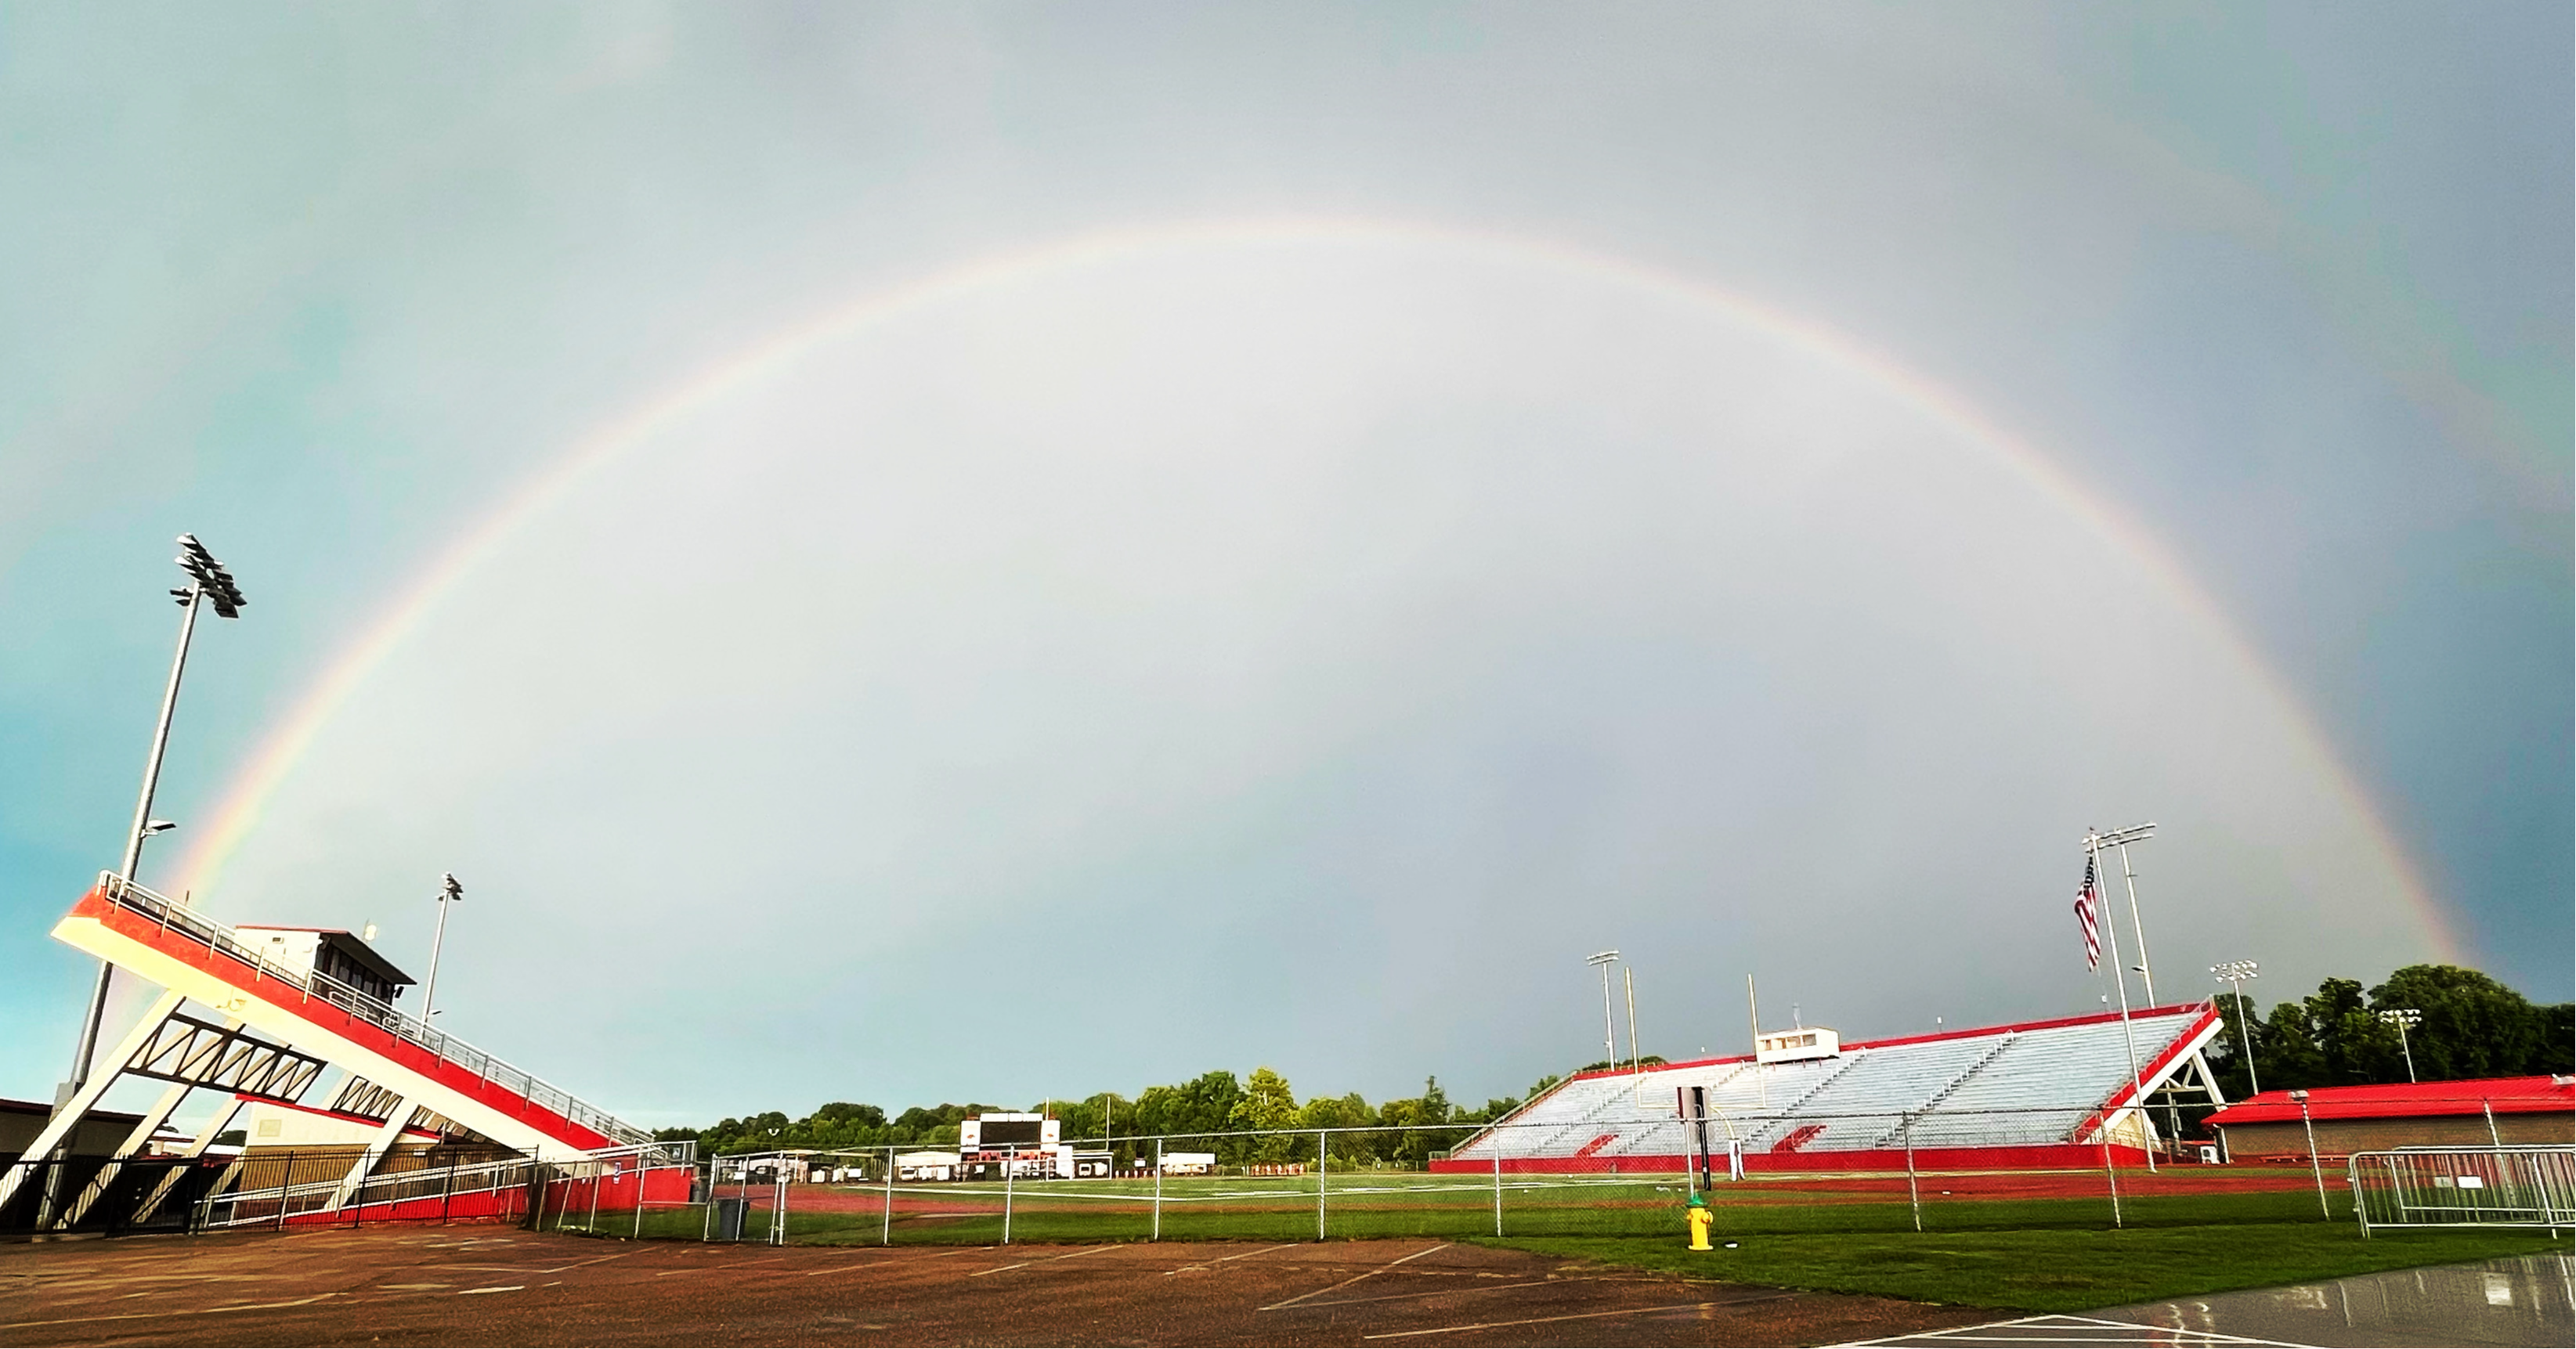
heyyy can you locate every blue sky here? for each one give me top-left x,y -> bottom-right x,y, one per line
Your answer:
1,4 -> 2564,1124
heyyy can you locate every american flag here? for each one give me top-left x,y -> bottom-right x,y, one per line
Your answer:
2075,853 -> 2101,970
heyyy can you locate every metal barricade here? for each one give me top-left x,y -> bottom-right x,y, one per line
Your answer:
2348,1145 -> 2576,1235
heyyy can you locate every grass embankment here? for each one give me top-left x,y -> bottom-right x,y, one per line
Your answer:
1485,1225 -> 2574,1314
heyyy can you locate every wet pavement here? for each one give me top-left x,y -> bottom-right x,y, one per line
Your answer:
1850,1252 -> 2576,1347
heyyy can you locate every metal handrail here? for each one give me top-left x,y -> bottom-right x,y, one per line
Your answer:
94,872 -> 654,1151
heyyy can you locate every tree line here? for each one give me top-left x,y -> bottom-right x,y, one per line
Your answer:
659,1066 -> 1566,1167
658,963 -> 2568,1161
2200,963 -> 2571,1098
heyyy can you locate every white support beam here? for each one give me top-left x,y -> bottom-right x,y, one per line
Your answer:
128,1094 -> 247,1227
0,990 -> 186,1212
327,1098 -> 414,1211
52,1078 -> 193,1229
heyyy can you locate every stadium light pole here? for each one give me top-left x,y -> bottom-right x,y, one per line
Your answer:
2378,1008 -> 2422,1084
2212,961 -> 2261,1095
1585,950 -> 1619,1069
2084,828 -> 2153,1172
2095,823 -> 2158,1003
67,534 -> 246,1098
422,873 -> 464,1020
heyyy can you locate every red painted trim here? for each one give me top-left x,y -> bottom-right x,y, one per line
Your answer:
77,889 -> 615,1152
1432,1142 -> 2154,1175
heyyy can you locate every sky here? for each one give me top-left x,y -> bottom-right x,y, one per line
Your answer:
0,3 -> 2565,1128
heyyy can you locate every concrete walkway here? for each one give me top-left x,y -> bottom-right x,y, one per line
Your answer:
1844,1253 -> 2574,1348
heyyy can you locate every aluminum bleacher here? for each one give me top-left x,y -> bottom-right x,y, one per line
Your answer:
1436,1002 -> 2222,1174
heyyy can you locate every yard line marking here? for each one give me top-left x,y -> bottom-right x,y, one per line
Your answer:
1831,1315 -> 2314,1347
1261,1243 -> 1451,1311
1294,1276 -> 1598,1309
1364,1293 -> 1797,1340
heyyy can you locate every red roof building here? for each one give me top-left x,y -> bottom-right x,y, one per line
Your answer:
2205,1076 -> 2574,1160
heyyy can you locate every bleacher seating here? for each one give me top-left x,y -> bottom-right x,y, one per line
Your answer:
1446,1004 -> 2217,1167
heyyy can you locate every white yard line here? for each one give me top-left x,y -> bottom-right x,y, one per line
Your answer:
1260,1243 -> 1452,1311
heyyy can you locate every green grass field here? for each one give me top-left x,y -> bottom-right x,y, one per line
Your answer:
564,1169 -> 2573,1312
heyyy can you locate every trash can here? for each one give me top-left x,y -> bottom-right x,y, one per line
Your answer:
713,1196 -> 746,1241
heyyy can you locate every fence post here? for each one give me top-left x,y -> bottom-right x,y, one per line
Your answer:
1315,1131 -> 1327,1240
1152,1138 -> 1163,1241
883,1145 -> 894,1246
1902,1113 -> 1921,1233
2101,1138 -> 2123,1229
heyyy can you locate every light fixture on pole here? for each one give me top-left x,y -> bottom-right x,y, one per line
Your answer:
422,873 -> 464,1021
2083,828 -> 2153,1172
2093,823 -> 2158,1004
67,535 -> 245,1098
2378,1008 -> 2422,1084
2210,960 -> 2262,1095
1585,950 -> 1619,1069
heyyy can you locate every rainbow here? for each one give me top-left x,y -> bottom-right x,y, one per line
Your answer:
162,216 -> 2461,956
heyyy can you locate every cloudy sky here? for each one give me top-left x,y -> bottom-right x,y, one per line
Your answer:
2,3 -> 2564,1126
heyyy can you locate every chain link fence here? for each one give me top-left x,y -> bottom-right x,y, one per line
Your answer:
631,1107 -> 2341,1247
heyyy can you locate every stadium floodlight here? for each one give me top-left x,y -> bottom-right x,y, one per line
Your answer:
2083,823 -> 2159,1003
69,534 -> 248,1097
175,533 -> 247,619
2211,960 -> 2262,1094
1586,950 -> 1620,1069
2378,1008 -> 2423,1083
423,873 -> 464,1021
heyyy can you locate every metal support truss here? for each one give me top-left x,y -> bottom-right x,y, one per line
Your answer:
125,1012 -> 326,1103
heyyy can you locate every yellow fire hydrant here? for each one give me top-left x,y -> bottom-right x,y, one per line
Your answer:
1686,1192 -> 1714,1250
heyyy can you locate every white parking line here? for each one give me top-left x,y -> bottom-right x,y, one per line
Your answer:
1165,1242 -> 1303,1276
1832,1314 -> 2314,1347
1364,1298 -> 1742,1339
1262,1243 -> 1452,1311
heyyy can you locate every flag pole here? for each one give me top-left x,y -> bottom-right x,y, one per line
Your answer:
2088,829 -> 2154,1172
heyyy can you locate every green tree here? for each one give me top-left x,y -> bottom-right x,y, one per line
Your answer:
1230,1066 -> 1301,1160
2369,965 -> 2565,1080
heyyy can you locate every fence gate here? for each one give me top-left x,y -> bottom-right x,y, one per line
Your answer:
2348,1146 -> 2576,1235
